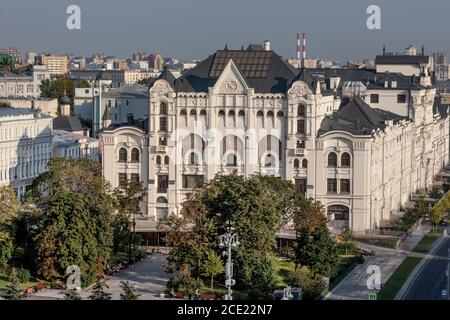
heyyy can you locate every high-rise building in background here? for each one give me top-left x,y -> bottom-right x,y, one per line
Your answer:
148,53 -> 164,71
26,52 -> 37,65
0,47 -> 23,65
40,54 -> 68,76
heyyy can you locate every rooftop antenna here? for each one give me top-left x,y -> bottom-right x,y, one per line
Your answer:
421,45 -> 425,56
224,44 -> 228,51
383,45 -> 386,56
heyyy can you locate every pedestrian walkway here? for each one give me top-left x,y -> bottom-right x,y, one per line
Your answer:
324,223 -> 432,300
27,253 -> 170,300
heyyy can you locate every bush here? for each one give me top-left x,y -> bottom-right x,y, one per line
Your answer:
288,267 -> 326,300
16,268 -> 31,283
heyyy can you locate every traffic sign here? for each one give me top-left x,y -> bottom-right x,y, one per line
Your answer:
368,292 -> 377,300
441,289 -> 448,297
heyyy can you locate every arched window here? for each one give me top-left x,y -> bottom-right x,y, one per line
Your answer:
238,110 -> 245,117
156,156 -> 161,165
228,110 -> 235,117
119,147 -> 127,162
341,153 -> 351,167
267,111 -> 274,117
256,110 -> 264,117
302,159 -> 308,168
199,109 -> 207,116
294,159 -> 300,168
277,111 -> 284,117
328,152 -> 337,167
164,156 -> 169,165
156,196 -> 168,204
189,152 -> 199,165
298,104 -> 306,117
180,109 -> 187,116
160,102 -> 168,115
131,148 -> 139,162
189,109 -> 197,116
218,110 -> 225,117
226,153 -> 238,166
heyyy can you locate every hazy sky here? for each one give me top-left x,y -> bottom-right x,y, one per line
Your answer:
0,0 -> 448,62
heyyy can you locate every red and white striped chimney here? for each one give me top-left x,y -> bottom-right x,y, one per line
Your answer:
302,33 -> 307,67
297,33 -> 301,61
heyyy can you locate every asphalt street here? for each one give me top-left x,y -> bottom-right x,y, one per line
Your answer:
403,236 -> 450,300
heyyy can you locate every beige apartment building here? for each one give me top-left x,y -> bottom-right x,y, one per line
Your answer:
41,55 -> 68,76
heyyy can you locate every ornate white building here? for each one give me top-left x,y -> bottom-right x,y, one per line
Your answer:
0,108 -> 53,199
100,44 -> 449,233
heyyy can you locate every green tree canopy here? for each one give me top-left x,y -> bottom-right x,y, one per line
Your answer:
0,186 -> 20,271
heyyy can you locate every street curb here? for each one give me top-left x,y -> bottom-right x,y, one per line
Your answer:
395,227 -> 449,300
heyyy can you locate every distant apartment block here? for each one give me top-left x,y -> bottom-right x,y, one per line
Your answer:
41,55 -> 68,76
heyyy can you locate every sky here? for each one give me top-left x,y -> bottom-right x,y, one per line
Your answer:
0,0 -> 449,62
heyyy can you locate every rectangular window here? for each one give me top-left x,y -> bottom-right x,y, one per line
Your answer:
340,179 -> 350,193
370,94 -> 379,104
157,175 -> 169,193
397,94 -> 406,103
295,178 -> 307,196
118,173 -> 127,186
327,179 -> 337,193
182,175 -> 204,189
130,173 -> 140,183
160,117 -> 167,132
297,119 -> 305,134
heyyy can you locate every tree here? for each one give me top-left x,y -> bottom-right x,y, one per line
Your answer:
429,203 -> 445,234
89,280 -> 112,300
295,225 -> 339,278
2,268 -> 23,300
415,196 -> 429,217
202,251 -> 224,290
430,187 -> 442,200
338,225 -> 354,255
120,281 -> 141,300
288,267 -> 326,300
26,158 -> 115,286
63,288 -> 82,300
0,100 -> 11,108
0,186 -> 20,271
40,78 -> 90,101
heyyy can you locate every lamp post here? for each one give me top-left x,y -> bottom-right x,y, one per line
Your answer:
128,214 -> 136,264
219,231 -> 239,300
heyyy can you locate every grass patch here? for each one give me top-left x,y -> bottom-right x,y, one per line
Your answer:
274,259 -> 295,288
412,233 -> 439,253
378,256 -> 421,300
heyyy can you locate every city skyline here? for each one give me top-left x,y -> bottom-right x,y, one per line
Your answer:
0,0 -> 448,62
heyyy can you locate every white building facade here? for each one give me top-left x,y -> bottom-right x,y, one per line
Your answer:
0,65 -> 50,99
100,46 -> 449,233
0,108 -> 53,199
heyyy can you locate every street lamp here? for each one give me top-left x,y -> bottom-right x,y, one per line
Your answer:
219,231 -> 239,300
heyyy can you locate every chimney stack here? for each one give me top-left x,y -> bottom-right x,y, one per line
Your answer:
302,33 -> 307,67
297,33 -> 301,61
264,40 -> 271,51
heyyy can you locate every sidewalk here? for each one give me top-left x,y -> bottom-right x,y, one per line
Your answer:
324,223 -> 432,300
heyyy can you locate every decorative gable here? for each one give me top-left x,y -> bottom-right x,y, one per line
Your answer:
212,59 -> 249,95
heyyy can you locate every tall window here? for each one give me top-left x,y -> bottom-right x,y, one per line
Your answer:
340,179 -> 350,193
302,159 -> 308,168
295,178 -> 307,196
160,117 -> 167,132
131,148 -> 139,162
328,152 -> 337,167
327,179 -> 337,193
189,152 -> 199,165
130,173 -> 140,183
157,175 -> 169,193
294,159 -> 300,168
164,156 -> 170,165
119,148 -> 127,162
297,120 -> 305,134
160,102 -> 168,115
397,94 -> 406,104
341,153 -> 351,167
118,173 -> 127,186
298,104 -> 306,117
156,156 -> 161,165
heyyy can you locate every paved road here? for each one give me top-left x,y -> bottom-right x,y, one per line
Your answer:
27,253 -> 170,300
403,236 -> 450,300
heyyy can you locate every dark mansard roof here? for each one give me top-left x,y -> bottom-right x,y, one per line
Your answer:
157,47 -> 299,94
318,96 -> 405,136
